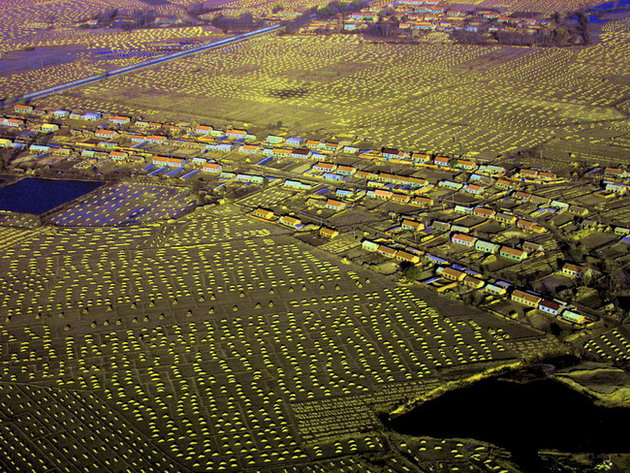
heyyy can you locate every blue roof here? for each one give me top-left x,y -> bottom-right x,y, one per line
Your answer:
314,187 -> 329,195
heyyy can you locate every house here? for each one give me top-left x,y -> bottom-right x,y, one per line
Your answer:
323,172 -> 345,182
286,148 -> 308,159
266,135 -> 284,144
395,250 -> 420,264
40,123 -> 59,132
473,207 -> 496,219
325,199 -> 346,211
286,136 -> 304,147
0,138 -> 12,148
484,283 -> 507,296
562,263 -> 583,278
376,245 -> 398,258
499,246 -> 528,261
202,162 -> 222,173
153,156 -> 184,168
411,196 -> 433,207
463,183 -> 484,195
463,275 -> 485,289
511,290 -> 542,308
81,112 -> 102,121
412,153 -> 432,164
495,178 -> 516,190
252,208 -> 276,220
514,191 -> 532,202
239,144 -> 260,154
454,204 -> 473,214
439,180 -> 462,190
522,241 -> 544,253
313,162 -> 337,173
391,193 -> 411,204
95,129 -> 118,139
381,147 -> 409,160
146,135 -> 166,144
14,104 -> 34,114
475,239 -> 500,254
452,233 -> 477,247
109,151 -> 128,161
283,180 -> 312,190
279,215 -> 303,230
98,141 -> 116,148
320,227 -> 339,239
434,156 -> 451,167
538,299 -> 561,316
438,267 -> 466,281
362,240 -> 379,252
109,116 -> 130,125
1,118 -> 24,127
336,165 -> 356,176
208,143 -> 234,152
402,220 -> 424,232
432,220 -> 450,231
517,219 -> 546,233
52,110 -> 69,118
604,167 -> 630,179
305,140 -> 323,149
454,159 -> 477,171
195,125 -> 213,135
226,129 -> 247,139
560,309 -> 586,325
495,212 -> 517,225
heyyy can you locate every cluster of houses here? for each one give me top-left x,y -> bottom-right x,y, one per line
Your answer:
361,237 -> 588,325
250,207 -> 340,238
299,0 -> 552,36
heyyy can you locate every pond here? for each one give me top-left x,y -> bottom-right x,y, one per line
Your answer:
0,178 -> 104,215
388,377 -> 630,471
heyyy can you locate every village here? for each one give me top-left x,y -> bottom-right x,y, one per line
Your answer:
2,100 -> 630,340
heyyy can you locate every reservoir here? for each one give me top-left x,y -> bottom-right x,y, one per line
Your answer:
388,377 -> 630,471
0,178 -> 104,214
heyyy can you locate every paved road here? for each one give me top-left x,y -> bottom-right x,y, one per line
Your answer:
1,24 -> 283,106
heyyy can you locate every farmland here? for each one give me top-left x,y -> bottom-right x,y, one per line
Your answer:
0,199 -> 556,472
34,21 -> 630,160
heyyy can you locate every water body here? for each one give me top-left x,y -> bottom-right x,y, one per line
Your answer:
388,377 -> 630,471
0,178 -> 103,214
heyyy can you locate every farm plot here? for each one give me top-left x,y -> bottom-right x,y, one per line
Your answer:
48,182 -> 197,226
0,203 -> 549,471
50,29 -> 630,157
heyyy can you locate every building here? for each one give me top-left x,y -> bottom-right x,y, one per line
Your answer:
1,118 -> 23,127
376,245 -> 398,258
395,250 -> 420,264
266,135 -> 284,144
438,267 -> 466,281
473,207 -> 496,219
283,180 -> 312,190
434,156 -> 451,167
562,263 -> 583,278
226,129 -> 247,139
286,136 -> 304,147
239,144 -> 260,154
146,135 -> 167,144
538,299 -> 561,316
474,239 -> 500,254
279,215 -> 303,230
511,290 -> 542,308
110,116 -> 130,125
495,212 -> 517,225
313,162 -> 337,173
153,156 -> 184,167
361,240 -> 379,252
452,233 -> 477,247
463,275 -> 485,289
202,162 -> 222,173
320,227 -> 339,238
336,165 -> 356,176
560,309 -> 586,325
13,104 -> 34,114
499,246 -> 528,261
463,183 -> 484,195
40,123 -> 59,132
401,219 -> 424,232
95,129 -> 118,139
252,208 -> 276,220
195,125 -> 213,135
325,199 -> 346,211
484,283 -> 507,296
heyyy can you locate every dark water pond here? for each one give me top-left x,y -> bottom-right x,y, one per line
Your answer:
388,377 -> 630,471
0,178 -> 103,214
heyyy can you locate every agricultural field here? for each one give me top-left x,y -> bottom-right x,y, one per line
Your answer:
36,17 -> 630,160
0,201 -> 557,472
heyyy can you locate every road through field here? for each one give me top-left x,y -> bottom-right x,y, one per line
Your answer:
0,24 -> 284,106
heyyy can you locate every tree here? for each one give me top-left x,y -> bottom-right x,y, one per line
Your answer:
272,4 -> 284,13
402,264 -> 422,281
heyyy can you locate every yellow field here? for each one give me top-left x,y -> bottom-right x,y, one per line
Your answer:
37,22 -> 630,157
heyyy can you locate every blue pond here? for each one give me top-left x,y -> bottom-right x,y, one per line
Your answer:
0,178 -> 104,215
